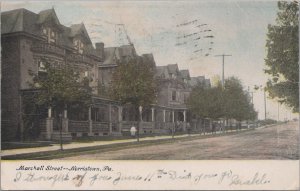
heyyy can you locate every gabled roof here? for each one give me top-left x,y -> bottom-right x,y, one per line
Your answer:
70,23 -> 92,44
57,25 -> 73,47
2,8 -> 101,58
102,47 -> 119,66
118,44 -> 136,57
179,70 -> 190,80
190,76 -> 206,87
36,8 -> 60,25
102,45 -> 137,66
167,64 -> 179,75
155,66 -> 167,77
142,53 -> 156,68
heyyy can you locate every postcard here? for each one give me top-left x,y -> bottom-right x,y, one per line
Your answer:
1,0 -> 299,190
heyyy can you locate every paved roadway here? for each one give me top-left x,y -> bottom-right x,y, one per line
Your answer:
61,121 -> 299,160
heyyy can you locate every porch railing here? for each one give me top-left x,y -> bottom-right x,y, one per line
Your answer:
92,122 -> 109,133
69,120 -> 89,133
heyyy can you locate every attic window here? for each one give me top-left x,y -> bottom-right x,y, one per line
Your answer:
41,27 -> 57,44
74,39 -> 84,54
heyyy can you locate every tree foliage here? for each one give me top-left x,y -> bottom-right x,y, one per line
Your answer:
265,1 -> 299,112
187,76 -> 257,122
224,77 -> 257,121
187,82 -> 224,120
109,58 -> 157,108
28,62 -> 92,113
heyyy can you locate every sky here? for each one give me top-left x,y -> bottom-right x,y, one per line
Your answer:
1,0 -> 298,120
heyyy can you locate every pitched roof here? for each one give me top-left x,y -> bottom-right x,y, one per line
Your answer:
70,23 -> 92,44
118,44 -> 136,57
57,25 -> 73,47
190,76 -> 205,86
102,47 -> 118,66
36,8 -> 60,25
1,8 -> 39,35
155,66 -> 167,77
142,53 -> 156,68
167,64 -> 179,74
2,8 -> 101,58
179,70 -> 190,80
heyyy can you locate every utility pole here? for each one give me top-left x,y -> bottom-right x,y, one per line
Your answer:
264,89 -> 267,120
277,102 -> 280,122
215,54 -> 232,87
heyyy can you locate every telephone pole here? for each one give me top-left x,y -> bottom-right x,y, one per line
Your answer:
215,54 -> 232,87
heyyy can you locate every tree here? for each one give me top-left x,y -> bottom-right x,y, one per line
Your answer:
187,76 -> 257,132
224,77 -> 257,122
109,57 -> 157,141
28,61 -> 92,120
187,82 -> 225,132
265,1 -> 299,112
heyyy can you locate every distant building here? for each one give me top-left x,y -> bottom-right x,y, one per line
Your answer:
1,8 -> 211,141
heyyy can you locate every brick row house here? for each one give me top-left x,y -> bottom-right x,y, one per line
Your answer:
1,8 -> 210,141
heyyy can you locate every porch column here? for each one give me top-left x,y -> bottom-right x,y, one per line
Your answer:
151,107 -> 155,122
163,109 -> 166,123
183,110 -> 187,131
151,107 -> 155,131
48,106 -> 52,118
140,106 -> 143,122
45,106 -> 53,140
118,106 -> 123,133
62,108 -> 68,132
88,106 -> 93,136
172,111 -> 175,123
108,104 -> 112,134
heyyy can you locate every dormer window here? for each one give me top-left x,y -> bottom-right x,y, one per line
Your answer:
74,39 -> 84,54
41,26 -> 57,44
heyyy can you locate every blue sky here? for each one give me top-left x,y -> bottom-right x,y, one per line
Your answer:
2,0 -> 297,120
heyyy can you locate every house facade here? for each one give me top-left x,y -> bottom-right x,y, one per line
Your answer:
1,8 -> 210,141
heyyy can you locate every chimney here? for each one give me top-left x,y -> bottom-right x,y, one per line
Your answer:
95,42 -> 104,59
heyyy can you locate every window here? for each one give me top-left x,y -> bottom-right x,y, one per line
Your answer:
172,91 -> 176,101
41,27 -> 57,44
84,71 -> 89,77
184,94 -> 187,103
73,39 -> 84,54
38,61 -> 46,72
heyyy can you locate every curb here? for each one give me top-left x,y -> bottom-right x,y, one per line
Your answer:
1,128 -> 256,160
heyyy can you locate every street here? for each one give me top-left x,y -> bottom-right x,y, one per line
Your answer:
60,122 -> 299,160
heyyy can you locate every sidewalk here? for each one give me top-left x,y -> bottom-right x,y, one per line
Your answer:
1,127 -> 257,158
1,133 -> 200,157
